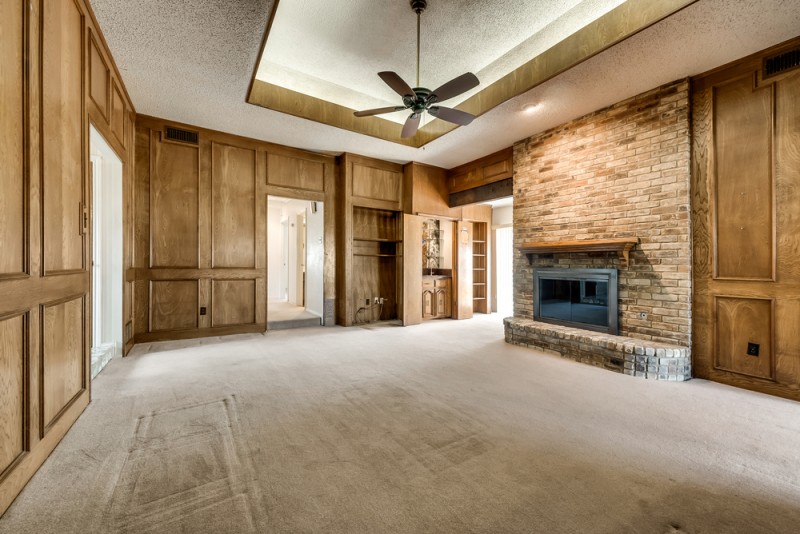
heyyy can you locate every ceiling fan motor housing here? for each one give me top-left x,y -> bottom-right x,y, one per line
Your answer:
406,88 -> 432,112
410,0 -> 427,14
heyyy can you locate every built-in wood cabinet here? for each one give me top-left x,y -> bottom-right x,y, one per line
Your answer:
446,148 -> 513,207
337,154 -> 404,326
422,277 -> 451,319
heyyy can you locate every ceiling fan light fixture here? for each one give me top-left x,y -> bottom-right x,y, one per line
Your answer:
353,0 -> 480,139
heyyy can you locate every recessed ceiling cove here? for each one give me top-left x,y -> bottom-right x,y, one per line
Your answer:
248,0 -> 688,146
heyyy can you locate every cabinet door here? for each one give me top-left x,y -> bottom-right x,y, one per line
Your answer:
403,214 -> 424,325
422,289 -> 435,319
435,288 -> 450,318
454,222 -> 473,319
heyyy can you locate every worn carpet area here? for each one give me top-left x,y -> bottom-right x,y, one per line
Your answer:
1,316 -> 799,533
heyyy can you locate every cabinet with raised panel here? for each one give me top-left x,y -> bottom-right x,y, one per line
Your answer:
422,276 -> 451,319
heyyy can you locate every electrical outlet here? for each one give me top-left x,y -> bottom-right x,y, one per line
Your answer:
374,297 -> 379,304
747,342 -> 760,357
200,307 -> 207,316
365,298 -> 370,306
379,297 -> 385,304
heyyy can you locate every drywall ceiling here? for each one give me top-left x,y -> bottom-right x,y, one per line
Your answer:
256,0 -> 625,125
90,0 -> 800,169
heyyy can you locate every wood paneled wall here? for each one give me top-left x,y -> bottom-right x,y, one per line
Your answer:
133,116 -> 337,341
0,0 -> 134,516
692,37 -> 800,401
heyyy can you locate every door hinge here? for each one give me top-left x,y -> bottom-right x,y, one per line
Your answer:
80,202 -> 88,235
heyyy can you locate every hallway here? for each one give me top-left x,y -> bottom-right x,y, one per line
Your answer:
267,299 -> 322,330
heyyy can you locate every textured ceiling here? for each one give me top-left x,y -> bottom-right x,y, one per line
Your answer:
256,0 -> 624,124
90,0 -> 800,169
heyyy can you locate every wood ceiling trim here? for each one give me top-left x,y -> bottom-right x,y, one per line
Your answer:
247,0 -> 698,148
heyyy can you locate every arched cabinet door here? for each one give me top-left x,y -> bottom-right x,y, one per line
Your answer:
435,285 -> 451,319
422,288 -> 435,320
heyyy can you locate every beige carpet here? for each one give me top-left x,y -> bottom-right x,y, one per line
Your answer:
2,316 -> 799,533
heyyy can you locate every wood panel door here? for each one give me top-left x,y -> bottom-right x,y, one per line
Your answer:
402,214 -> 424,325
453,221 -> 474,319
692,40 -> 800,401
1,0 -> 93,515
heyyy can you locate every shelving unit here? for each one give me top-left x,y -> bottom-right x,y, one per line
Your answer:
350,207 -> 402,323
472,222 -> 488,312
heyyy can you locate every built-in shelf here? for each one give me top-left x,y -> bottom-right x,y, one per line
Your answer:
518,237 -> 639,268
472,223 -> 488,313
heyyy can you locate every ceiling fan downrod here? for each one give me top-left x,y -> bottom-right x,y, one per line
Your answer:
410,0 -> 427,87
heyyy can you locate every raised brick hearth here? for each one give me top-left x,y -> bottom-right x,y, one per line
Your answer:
504,318 -> 691,381
509,79 -> 692,377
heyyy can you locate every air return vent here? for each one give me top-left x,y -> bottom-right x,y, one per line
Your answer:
763,48 -> 800,78
164,126 -> 199,145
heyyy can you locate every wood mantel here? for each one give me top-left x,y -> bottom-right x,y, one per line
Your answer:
518,238 -> 639,268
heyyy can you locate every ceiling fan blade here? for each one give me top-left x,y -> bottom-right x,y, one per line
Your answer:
378,71 -> 415,98
430,72 -> 479,103
401,113 -> 421,138
354,106 -> 406,118
428,106 -> 475,126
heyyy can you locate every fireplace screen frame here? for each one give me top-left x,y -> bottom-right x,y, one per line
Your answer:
534,267 -> 619,334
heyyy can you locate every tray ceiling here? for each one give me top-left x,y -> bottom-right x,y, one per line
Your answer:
254,0 -> 626,126
89,0 -> 800,168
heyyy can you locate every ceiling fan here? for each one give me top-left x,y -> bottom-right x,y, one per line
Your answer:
353,0 -> 480,138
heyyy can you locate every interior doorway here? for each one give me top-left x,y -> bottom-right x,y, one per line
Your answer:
267,196 -> 324,330
494,227 -> 513,316
89,125 -> 123,378
490,197 -> 514,317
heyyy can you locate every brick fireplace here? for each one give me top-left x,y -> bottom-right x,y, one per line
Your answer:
505,79 -> 692,380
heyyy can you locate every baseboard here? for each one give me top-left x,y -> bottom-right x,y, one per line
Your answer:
133,324 -> 266,344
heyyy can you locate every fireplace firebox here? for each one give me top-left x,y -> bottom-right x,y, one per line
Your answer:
534,268 -> 618,334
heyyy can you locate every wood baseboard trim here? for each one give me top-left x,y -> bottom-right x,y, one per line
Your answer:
134,324 -> 267,343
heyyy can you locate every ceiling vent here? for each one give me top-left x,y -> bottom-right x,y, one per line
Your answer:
165,126 -> 199,145
763,48 -> 800,78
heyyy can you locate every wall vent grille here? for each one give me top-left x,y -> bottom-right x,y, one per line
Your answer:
764,48 -> 800,78
165,126 -> 199,145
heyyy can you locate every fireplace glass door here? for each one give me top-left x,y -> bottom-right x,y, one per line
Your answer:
534,268 -> 618,334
